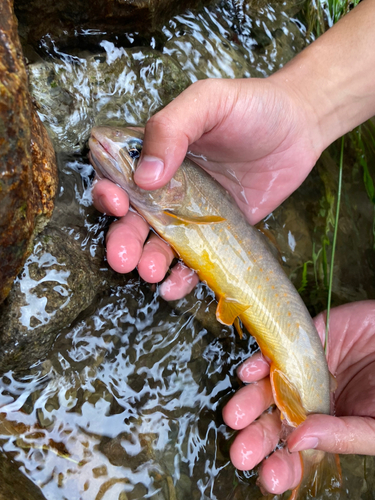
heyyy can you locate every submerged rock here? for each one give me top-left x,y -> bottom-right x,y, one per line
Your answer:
26,0 -> 307,153
0,0 -> 58,304
0,452 -> 47,500
0,223 -> 115,372
28,46 -> 191,153
15,0 -> 213,52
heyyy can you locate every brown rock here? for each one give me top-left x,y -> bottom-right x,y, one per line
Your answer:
0,0 -> 58,304
15,0 -> 212,51
29,106 -> 58,230
0,452 -> 47,500
0,224 -> 111,373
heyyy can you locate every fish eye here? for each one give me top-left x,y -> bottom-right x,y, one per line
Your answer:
126,138 -> 143,160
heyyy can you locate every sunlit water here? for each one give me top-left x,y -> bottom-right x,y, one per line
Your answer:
1,1 -> 375,499
0,279 -> 257,500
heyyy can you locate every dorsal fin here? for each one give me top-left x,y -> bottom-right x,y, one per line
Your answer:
329,372 -> 338,392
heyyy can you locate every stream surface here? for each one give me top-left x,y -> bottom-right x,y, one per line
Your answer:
1,1 -> 375,499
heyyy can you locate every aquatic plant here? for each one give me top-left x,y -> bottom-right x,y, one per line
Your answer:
304,0 -> 361,37
324,137 -> 344,354
296,0 -> 369,334
350,120 -> 375,248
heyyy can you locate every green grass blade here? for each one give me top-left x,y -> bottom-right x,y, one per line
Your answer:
324,137 -> 344,355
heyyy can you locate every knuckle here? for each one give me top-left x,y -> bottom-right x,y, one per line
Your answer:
190,78 -> 222,95
145,112 -> 176,139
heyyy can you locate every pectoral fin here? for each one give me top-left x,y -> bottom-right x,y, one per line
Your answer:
216,297 -> 250,326
163,210 -> 225,225
329,372 -> 338,392
255,220 -> 282,263
270,365 -> 306,427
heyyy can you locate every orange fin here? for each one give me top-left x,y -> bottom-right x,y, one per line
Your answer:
289,450 -> 341,500
329,372 -> 338,392
163,210 -> 225,225
233,317 -> 243,339
269,365 -> 306,427
255,221 -> 282,263
216,297 -> 250,326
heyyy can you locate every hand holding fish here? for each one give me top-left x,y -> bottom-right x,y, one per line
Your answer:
92,0 -> 375,300
224,301 -> 375,495
90,2 -> 375,496
92,75 -> 321,298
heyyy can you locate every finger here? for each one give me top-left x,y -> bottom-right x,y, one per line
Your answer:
134,79 -> 232,190
287,414 -> 375,455
159,262 -> 199,301
137,233 -> 175,283
106,212 -> 149,273
222,378 -> 274,430
237,352 -> 270,383
230,410 -> 281,471
258,447 -> 302,495
92,178 -> 129,217
313,301 -> 375,376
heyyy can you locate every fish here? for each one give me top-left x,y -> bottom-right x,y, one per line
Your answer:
89,126 -> 341,498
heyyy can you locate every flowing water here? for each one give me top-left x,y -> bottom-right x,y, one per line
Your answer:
1,1 -> 375,499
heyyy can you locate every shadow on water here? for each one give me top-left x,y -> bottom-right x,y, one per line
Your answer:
1,1 -> 375,499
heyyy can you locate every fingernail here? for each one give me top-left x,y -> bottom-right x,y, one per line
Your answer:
135,155 -> 164,185
289,436 -> 319,452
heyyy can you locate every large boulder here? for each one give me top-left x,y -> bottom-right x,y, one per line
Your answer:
0,0 -> 58,304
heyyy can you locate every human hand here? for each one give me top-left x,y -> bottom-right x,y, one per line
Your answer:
222,301 -> 375,495
92,76 -> 324,298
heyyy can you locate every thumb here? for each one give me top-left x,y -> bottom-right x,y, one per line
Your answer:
287,414 -> 375,455
134,79 -> 233,190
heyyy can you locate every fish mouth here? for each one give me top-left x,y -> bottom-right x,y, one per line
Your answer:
89,133 -> 114,162
88,134 -> 124,176
88,127 -> 164,219
88,130 -> 146,210
89,130 -> 113,156
88,136 -> 105,177
88,149 -> 104,178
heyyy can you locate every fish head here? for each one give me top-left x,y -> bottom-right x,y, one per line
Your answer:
89,126 -> 143,191
89,126 -> 189,229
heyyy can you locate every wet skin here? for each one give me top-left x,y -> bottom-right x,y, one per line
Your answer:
92,0 -> 375,299
92,78 -> 321,298
223,301 -> 375,494
93,147 -> 375,492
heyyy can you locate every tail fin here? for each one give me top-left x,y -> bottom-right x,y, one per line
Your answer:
288,450 -> 341,500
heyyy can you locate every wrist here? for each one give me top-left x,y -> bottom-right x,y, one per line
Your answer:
271,0 -> 375,153
269,49 -> 341,157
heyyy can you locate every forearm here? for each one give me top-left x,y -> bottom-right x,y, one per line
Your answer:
271,0 -> 375,153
